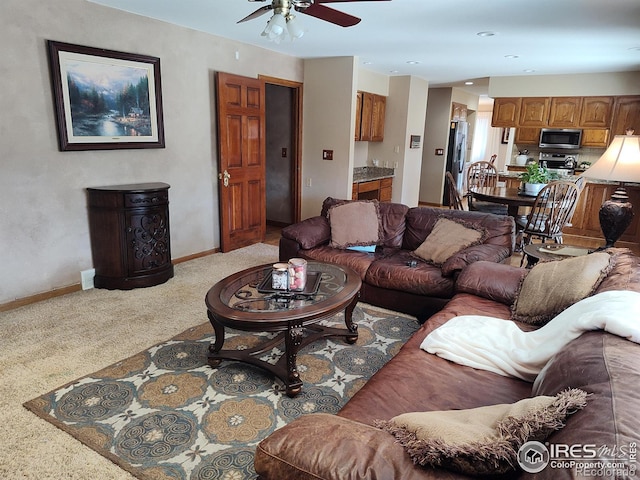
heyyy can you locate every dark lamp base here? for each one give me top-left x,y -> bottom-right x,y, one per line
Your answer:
598,198 -> 634,250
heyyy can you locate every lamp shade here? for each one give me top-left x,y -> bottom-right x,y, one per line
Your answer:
580,134 -> 640,183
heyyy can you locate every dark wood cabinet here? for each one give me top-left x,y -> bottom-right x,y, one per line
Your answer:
87,182 -> 173,290
352,178 -> 393,201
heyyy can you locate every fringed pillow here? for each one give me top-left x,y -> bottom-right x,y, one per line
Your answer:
512,251 -> 613,325
413,217 -> 486,266
376,389 -> 588,476
327,200 -> 382,249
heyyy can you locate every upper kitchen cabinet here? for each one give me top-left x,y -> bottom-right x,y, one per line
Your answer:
548,97 -> 582,127
355,91 -> 386,142
611,96 -> 640,137
519,97 -> 551,127
579,96 -> 614,128
491,98 -> 521,127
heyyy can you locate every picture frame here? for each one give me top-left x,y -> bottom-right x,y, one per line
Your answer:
501,127 -> 511,144
47,40 -> 165,151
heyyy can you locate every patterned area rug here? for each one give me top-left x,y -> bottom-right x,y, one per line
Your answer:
24,305 -> 418,480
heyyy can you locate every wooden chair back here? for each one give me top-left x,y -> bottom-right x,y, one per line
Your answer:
445,171 -> 464,210
518,180 -> 580,246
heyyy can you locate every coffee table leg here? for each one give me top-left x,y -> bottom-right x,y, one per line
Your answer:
207,311 -> 225,367
343,292 -> 360,344
284,324 -> 304,397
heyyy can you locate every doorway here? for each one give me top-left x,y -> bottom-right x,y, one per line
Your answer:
261,76 -> 302,227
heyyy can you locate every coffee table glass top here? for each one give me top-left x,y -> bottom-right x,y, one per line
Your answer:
221,262 -> 347,313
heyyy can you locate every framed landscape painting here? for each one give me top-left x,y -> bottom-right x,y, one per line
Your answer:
47,40 -> 165,151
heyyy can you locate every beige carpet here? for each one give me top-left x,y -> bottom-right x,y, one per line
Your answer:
0,244 -> 280,480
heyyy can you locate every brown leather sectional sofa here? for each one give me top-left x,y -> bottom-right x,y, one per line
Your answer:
255,248 -> 640,479
279,197 -> 515,321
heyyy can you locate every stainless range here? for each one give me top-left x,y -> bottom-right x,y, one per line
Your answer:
539,152 -> 579,176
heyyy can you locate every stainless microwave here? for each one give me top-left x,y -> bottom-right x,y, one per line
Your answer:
539,128 -> 582,149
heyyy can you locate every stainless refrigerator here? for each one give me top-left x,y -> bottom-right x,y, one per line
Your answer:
442,120 -> 468,206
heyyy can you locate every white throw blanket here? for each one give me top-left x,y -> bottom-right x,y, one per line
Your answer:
420,290 -> 640,382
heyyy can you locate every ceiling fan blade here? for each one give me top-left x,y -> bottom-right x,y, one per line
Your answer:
298,3 -> 361,27
237,5 -> 272,23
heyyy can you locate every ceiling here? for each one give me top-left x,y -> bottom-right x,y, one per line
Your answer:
88,0 -> 640,96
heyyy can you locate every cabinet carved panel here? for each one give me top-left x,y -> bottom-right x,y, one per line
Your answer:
519,97 -> 551,127
548,97 -> 581,127
87,183 -> 173,290
580,97 -> 614,128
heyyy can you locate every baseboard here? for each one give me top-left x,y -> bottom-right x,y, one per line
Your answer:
0,248 -> 221,313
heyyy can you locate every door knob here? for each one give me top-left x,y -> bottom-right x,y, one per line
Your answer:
218,169 -> 230,187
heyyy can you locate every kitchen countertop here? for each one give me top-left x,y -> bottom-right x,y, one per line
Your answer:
353,166 -> 395,183
499,170 -> 639,186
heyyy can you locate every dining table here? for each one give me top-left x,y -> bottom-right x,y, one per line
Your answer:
470,186 -> 537,219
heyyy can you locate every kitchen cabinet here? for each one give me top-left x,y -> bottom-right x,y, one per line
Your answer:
491,98 -> 521,127
548,97 -> 581,127
580,96 -> 614,128
87,183 -> 173,290
581,129 -> 609,148
611,96 -> 640,137
564,181 -> 640,247
515,127 -> 541,145
352,177 -> 393,201
355,91 -> 386,142
519,97 -> 551,127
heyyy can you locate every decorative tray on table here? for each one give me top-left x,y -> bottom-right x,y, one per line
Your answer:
257,272 -> 322,296
537,244 -> 589,257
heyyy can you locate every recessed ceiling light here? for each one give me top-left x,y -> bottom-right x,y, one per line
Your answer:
363,61 -> 373,65
465,81 -> 474,85
477,31 -> 497,37
629,47 -> 640,52
406,61 -> 420,65
389,70 -> 399,73
504,55 -> 519,59
523,69 -> 536,73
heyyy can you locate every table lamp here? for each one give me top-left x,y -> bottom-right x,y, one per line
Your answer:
580,129 -> 640,250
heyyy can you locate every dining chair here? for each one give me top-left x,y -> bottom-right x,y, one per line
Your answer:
516,180 -> 581,266
445,171 -> 464,210
466,161 -> 508,215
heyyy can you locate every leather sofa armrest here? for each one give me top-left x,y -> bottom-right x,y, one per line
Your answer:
455,260 -> 527,305
281,216 -> 331,249
441,244 -> 512,277
254,413 -> 425,480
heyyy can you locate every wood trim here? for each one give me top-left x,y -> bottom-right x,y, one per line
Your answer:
0,249 -> 220,312
259,75 -> 303,223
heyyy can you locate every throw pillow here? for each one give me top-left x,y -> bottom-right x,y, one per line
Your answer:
328,200 -> 382,249
512,251 -> 613,325
413,217 -> 486,266
376,389 -> 588,476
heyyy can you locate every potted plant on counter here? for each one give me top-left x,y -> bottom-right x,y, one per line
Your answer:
518,163 -> 558,196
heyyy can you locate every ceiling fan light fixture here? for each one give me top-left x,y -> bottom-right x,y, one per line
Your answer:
262,12 -> 287,42
286,14 -> 305,39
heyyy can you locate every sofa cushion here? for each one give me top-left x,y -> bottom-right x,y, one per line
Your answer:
376,389 -> 587,476
412,217 -> 486,266
328,200 -> 382,249
281,215 -> 331,250
302,246 -> 377,279
321,197 -> 409,248
512,252 -> 613,325
364,250 -> 455,298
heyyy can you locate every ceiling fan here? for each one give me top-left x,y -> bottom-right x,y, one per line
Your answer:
238,0 -> 391,29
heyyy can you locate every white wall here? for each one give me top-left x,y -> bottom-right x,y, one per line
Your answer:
0,0 -> 302,305
300,57 -> 357,219
489,72 -> 640,97
420,88 -> 453,204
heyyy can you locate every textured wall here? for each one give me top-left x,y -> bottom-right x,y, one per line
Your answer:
0,0 -> 302,304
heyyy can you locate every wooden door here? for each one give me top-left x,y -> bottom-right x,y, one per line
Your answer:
216,72 -> 266,252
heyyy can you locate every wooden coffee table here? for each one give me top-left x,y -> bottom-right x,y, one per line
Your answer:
205,262 -> 362,397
